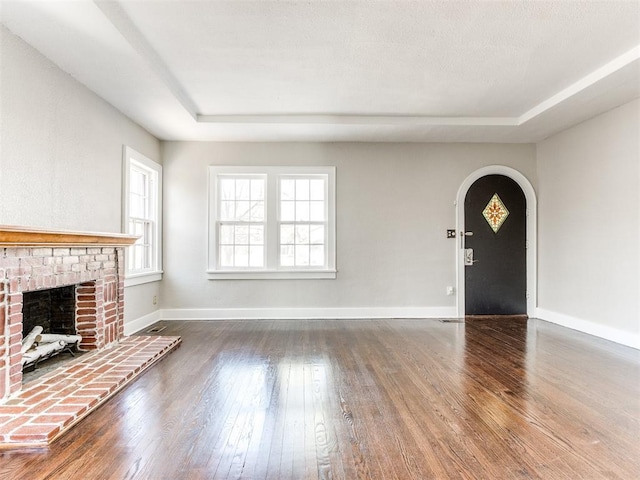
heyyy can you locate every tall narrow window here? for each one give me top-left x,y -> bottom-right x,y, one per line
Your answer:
217,176 -> 266,268
279,177 -> 327,267
123,147 -> 162,286
208,166 -> 336,279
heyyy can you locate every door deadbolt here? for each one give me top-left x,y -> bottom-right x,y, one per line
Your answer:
460,230 -> 474,248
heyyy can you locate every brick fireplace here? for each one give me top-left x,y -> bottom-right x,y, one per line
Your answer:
0,226 -> 138,401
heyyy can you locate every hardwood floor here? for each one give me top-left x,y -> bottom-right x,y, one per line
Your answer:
1,318 -> 638,479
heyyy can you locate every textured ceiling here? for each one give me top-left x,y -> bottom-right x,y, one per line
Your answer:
1,0 -> 639,142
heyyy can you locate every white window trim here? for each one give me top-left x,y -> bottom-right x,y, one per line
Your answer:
122,146 -> 163,287
207,165 -> 336,280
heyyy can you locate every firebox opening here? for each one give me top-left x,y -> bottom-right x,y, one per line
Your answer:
22,285 -> 85,382
23,285 -> 76,336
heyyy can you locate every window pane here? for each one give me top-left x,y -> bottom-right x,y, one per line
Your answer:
134,245 -> 144,270
310,245 -> 325,266
234,201 -> 250,221
295,202 -> 309,221
249,246 -> 264,267
280,224 -> 294,244
250,225 -> 264,244
220,225 -> 234,244
129,245 -> 144,271
280,245 -> 294,266
235,246 -> 249,267
235,225 -> 249,245
130,170 -> 146,196
295,225 -> 310,244
281,201 -> 295,221
236,179 -> 251,200
130,194 -> 145,219
310,179 -> 325,200
295,179 -> 310,200
134,221 -> 145,237
281,179 -> 295,200
251,179 -> 264,200
220,178 -> 235,200
250,201 -> 264,221
220,201 -> 235,221
309,201 -> 324,221
220,246 -> 234,267
310,225 -> 325,244
295,245 -> 309,266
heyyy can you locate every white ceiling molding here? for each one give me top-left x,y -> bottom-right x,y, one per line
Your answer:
519,45 -> 640,125
196,114 -> 519,126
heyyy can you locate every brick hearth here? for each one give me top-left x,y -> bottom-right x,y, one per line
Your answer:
0,335 -> 181,448
0,226 -> 181,450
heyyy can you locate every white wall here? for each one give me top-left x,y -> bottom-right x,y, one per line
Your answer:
10,18 -> 636,341
537,99 -> 640,346
161,141 -> 536,317
0,26 -> 161,326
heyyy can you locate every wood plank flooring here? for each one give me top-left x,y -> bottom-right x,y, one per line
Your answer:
1,318 -> 638,479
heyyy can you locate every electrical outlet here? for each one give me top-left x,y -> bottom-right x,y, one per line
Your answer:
446,286 -> 455,296
152,295 -> 158,305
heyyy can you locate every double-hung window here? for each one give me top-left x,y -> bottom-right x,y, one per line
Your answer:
208,166 -> 336,279
279,176 -> 327,268
218,175 -> 266,268
123,147 -> 162,286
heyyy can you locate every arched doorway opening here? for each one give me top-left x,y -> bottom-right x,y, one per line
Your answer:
455,166 -> 537,317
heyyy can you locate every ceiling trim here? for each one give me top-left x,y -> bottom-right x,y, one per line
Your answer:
196,114 -> 518,126
519,45 -> 640,124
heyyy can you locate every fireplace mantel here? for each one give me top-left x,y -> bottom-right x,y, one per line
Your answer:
0,225 -> 138,247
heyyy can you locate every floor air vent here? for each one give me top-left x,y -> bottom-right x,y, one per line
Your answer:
146,325 -> 166,333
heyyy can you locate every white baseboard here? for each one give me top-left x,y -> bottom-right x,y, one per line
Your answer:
128,306 -> 638,349
124,309 -> 162,335
160,306 -> 457,321
536,308 -> 640,349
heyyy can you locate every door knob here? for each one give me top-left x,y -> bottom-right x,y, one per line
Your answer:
464,248 -> 478,266
464,248 -> 473,266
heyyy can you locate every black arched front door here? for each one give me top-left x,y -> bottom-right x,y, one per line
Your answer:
464,175 -> 526,315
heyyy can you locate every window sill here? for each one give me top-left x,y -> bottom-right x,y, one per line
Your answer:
206,269 -> 337,280
124,271 -> 163,287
